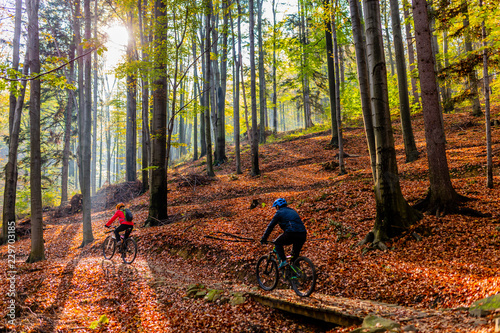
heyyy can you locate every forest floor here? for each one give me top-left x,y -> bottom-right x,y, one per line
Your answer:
1,108 -> 500,333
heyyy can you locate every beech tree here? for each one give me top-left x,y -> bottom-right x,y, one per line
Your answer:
360,0 -> 422,248
27,0 -> 45,262
412,0 -> 467,215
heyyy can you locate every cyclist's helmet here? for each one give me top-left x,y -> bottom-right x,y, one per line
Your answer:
116,203 -> 125,210
272,198 -> 287,208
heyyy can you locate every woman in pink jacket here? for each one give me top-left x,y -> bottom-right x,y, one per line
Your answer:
105,203 -> 134,244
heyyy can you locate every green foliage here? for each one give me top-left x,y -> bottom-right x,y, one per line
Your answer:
89,315 -> 109,329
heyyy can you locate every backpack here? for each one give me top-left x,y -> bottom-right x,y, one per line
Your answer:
124,208 -> 133,222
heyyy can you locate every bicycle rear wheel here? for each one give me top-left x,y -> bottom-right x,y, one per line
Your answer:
121,237 -> 137,264
290,257 -> 316,297
256,255 -> 279,291
102,236 -> 116,260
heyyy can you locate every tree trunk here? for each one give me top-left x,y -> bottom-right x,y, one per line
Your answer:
27,0 -> 45,263
349,0 -> 376,180
249,0 -> 260,176
442,30 -> 454,113
192,38 -> 199,161
480,1 -> 492,188
412,0 -> 465,215
91,0 -> 98,195
463,2 -> 481,117
126,11 -> 137,182
61,42 -> 76,205
205,0 -> 215,177
272,0 -> 278,134
258,0 -> 266,143
80,0 -> 94,247
2,0 -> 24,244
403,0 -> 419,106
332,0 -> 345,174
230,6 -> 242,174
324,0 -> 339,147
146,0 -> 169,227
363,0 -> 421,247
217,0 -> 229,162
199,26 -> 207,158
138,0 -> 150,192
382,0 -> 394,75
298,0 -> 312,129
389,0 -> 419,162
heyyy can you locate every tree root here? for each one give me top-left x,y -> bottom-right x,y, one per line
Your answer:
413,190 -> 487,217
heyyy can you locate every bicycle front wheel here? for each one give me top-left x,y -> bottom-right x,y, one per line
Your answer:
256,255 -> 279,291
121,237 -> 137,264
290,257 -> 316,297
103,236 -> 116,260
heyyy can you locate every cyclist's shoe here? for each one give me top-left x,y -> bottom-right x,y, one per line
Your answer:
278,261 -> 289,269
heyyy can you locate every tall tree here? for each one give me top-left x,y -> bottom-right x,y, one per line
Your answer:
126,10 -> 137,182
323,0 -> 339,147
205,0 -> 215,177
360,0 -> 421,249
80,0 -> 94,247
257,0 -> 266,143
480,0 -> 492,188
271,0 -> 278,134
403,0 -> 419,106
138,0 -> 150,192
146,0 -> 169,227
230,6 -> 242,174
463,2 -> 481,117
91,0 -> 98,194
27,0 -> 45,262
298,0 -> 313,128
412,0 -> 466,215
61,42 -> 76,205
348,0 -> 376,180
249,0 -> 260,176
2,0 -> 24,244
389,0 -> 419,162
332,0 -> 345,174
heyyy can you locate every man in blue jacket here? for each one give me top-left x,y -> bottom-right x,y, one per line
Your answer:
260,198 -> 307,268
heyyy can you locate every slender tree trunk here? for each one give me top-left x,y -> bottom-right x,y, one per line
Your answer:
412,0 -> 464,215
324,0 -> 339,147
146,0 -> 169,226
91,0 -> 98,195
61,42 -> 76,205
258,0 -> 266,143
349,0 -> 376,180
382,0 -> 394,75
272,0 -> 278,134
332,1 -> 345,174
139,0 -> 150,192
80,0 -> 94,247
2,0 -> 24,243
362,0 -> 421,247
463,2 -> 481,117
249,0 -> 260,176
199,25 -> 207,158
403,0 -> 419,106
389,0 -> 419,162
217,0 -> 229,162
192,37 -> 199,161
230,7 -> 242,174
27,0 -> 45,263
126,11 -> 137,182
480,1 -> 492,188
205,0 -> 215,177
442,30 -> 454,113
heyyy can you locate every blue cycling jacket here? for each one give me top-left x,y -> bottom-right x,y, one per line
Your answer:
262,206 -> 306,240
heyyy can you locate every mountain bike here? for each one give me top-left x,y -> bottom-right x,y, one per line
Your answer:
256,241 -> 316,297
102,227 -> 137,264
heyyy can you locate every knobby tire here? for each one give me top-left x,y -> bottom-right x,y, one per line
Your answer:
290,256 -> 316,297
103,236 -> 116,260
256,255 -> 279,291
121,237 -> 137,264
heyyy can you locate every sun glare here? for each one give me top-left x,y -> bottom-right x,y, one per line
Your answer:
105,24 -> 129,47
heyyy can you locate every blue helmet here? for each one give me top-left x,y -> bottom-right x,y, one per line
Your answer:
272,198 -> 287,208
